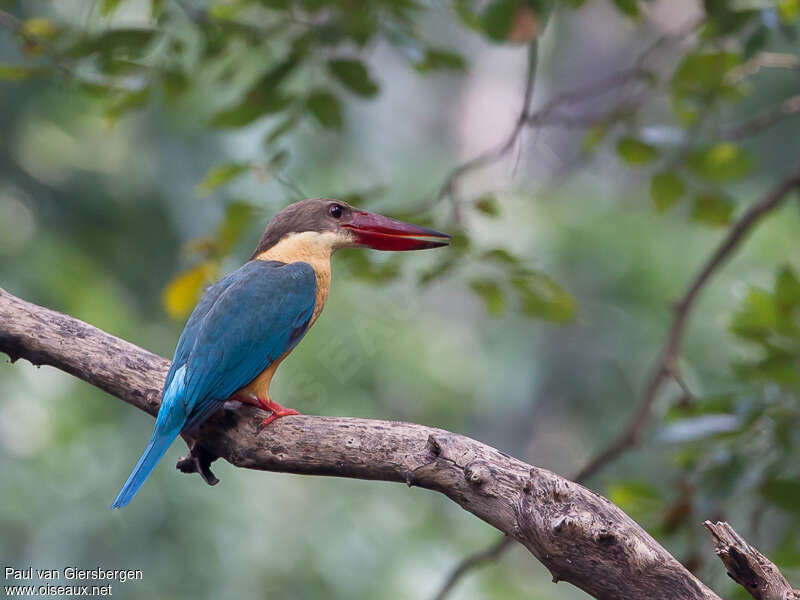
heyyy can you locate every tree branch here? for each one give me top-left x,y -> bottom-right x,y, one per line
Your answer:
433,161 -> 800,599
0,287 -> 722,600
572,163 -> 800,482
704,521 -> 800,600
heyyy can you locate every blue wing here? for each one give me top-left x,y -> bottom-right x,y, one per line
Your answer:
160,268 -> 243,395
111,259 -> 316,508
180,259 -> 317,429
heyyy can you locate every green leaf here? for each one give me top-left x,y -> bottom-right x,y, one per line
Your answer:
106,87 -> 150,120
691,192 -> 733,226
687,143 -> 752,181
650,171 -> 686,211
762,478 -> 800,514
196,162 -> 250,196
482,248 -> 519,265
101,0 -> 123,15
702,7 -> 758,37
265,114 -> 299,145
209,2 -> 249,18
307,90 -> 343,128
613,0 -> 639,17
512,271 -> 575,322
583,123 -> 609,151
413,48 -> 467,73
0,64 -> 49,80
448,230 -> 471,253
481,0 -> 517,41
474,194 -> 500,217
254,57 -> 301,93
259,0 -> 291,8
210,94 -> 291,128
22,18 -> 60,39
454,0 -> 483,31
672,51 -> 739,97
616,137 -> 658,166
778,0 -> 800,24
161,68 -> 189,99
162,261 -> 218,319
68,29 -> 156,59
731,287 -> 779,340
327,59 -> 379,97
775,266 -> 800,311
743,26 -> 769,59
151,0 -> 165,18
470,279 -> 506,315
217,201 -> 255,254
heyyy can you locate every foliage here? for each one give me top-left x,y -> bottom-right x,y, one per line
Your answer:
2,0 -> 800,598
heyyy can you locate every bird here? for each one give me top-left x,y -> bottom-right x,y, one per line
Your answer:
111,198 -> 449,508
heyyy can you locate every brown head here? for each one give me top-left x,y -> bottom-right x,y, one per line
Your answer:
251,198 -> 450,259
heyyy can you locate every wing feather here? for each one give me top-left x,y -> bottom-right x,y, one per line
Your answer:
162,260 -> 317,431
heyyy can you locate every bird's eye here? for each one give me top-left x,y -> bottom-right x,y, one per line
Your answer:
329,204 -> 343,219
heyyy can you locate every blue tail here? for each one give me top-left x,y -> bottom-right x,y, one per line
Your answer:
110,429 -> 180,509
111,365 -> 188,509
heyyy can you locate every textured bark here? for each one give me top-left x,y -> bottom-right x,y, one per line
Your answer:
704,521 -> 800,600
0,287 -> 722,600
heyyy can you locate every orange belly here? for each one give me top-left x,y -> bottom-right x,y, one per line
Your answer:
237,351 -> 289,403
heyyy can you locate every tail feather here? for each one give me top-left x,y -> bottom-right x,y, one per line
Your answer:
111,429 -> 179,509
112,365 -> 188,509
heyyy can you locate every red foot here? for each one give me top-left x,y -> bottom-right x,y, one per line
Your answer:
257,397 -> 300,429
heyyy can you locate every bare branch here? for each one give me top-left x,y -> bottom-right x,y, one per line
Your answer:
704,521 -> 800,600
0,287 -> 722,600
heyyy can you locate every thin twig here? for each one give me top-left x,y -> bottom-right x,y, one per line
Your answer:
437,40 -> 539,224
573,162 -> 800,483
432,16 -> 702,229
0,8 -> 22,32
721,94 -> 800,140
432,536 -> 513,600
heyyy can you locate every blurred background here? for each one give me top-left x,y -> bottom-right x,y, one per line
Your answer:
1,0 -> 799,598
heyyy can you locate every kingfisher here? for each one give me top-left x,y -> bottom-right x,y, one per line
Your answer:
111,198 -> 449,509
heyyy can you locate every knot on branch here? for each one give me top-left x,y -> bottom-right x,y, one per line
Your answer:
177,441 -> 220,486
463,461 -> 495,495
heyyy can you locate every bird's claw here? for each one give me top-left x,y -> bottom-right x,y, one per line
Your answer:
256,397 -> 300,432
